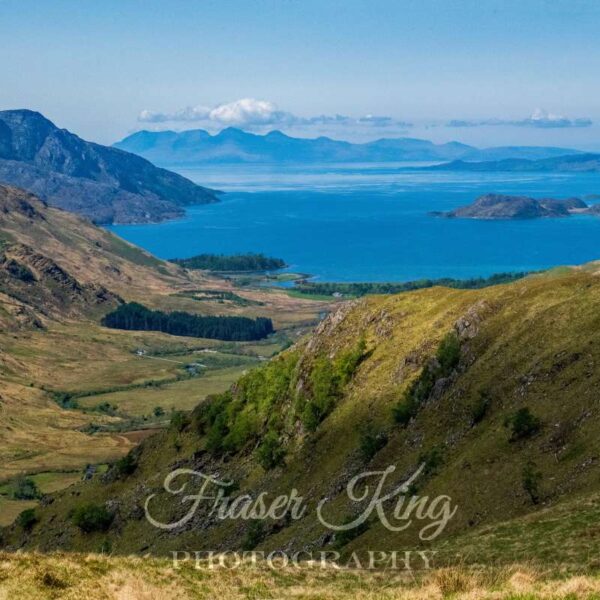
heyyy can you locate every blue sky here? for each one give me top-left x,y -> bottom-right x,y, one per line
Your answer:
1,0 -> 600,149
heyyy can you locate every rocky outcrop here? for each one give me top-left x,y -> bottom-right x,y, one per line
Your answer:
433,193 -> 589,219
0,243 -> 121,320
454,300 -> 493,340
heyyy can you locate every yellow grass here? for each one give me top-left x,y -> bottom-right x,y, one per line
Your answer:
30,472 -> 83,495
0,471 -> 93,526
0,499 -> 37,527
0,293 -> 327,485
0,381 -> 132,480
0,552 -> 599,599
77,366 -> 251,416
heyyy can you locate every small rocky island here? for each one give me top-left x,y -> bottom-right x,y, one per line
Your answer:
432,193 -> 597,219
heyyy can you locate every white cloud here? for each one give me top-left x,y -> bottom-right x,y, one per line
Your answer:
137,99 -> 412,131
138,98 -> 294,127
447,108 -> 592,129
207,98 -> 292,127
358,114 -> 393,126
525,108 -> 592,128
303,114 -> 352,125
138,105 -> 211,123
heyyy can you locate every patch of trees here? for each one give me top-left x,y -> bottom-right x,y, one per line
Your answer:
171,253 -> 286,272
242,521 -> 267,551
17,508 -> 38,530
393,332 -> 461,425
256,430 -> 287,470
7,475 -> 41,500
194,338 -> 368,469
114,451 -> 138,477
101,302 -> 274,341
294,272 -> 532,298
71,503 -> 114,533
298,338 -> 367,432
522,461 -> 543,504
333,516 -> 370,549
505,407 -> 541,441
359,427 -> 388,462
470,390 -> 491,426
195,352 -> 300,460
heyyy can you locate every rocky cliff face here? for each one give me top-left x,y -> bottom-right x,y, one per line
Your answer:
0,243 -> 121,322
0,110 -> 220,223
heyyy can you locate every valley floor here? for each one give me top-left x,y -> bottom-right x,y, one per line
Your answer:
1,552 -> 600,599
0,284 -> 332,525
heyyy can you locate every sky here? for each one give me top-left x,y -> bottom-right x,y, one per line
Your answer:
1,0 -> 600,149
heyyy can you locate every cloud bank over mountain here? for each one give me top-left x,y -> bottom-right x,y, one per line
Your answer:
137,101 -> 592,141
137,98 -> 412,133
132,100 -> 598,149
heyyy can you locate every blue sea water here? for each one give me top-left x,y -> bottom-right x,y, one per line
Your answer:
108,164 -> 600,283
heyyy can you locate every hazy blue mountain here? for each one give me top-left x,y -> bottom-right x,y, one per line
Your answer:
428,153 -> 600,173
0,110 -> 219,224
114,127 -> 580,165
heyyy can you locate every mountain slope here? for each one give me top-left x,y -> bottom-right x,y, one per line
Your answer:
0,242 -> 120,323
0,184 -> 197,304
9,264 -> 600,563
0,183 -> 331,484
0,110 -> 219,223
0,184 -> 203,478
114,127 -> 579,165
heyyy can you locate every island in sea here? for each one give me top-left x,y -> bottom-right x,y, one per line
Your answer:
427,153 -> 600,173
431,193 -> 599,220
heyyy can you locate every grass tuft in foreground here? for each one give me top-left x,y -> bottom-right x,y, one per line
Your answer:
1,552 -> 600,599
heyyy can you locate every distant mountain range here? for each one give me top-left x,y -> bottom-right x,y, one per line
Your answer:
114,127 -> 581,166
1,110 -> 594,227
0,110 -> 219,224
428,153 -> 600,173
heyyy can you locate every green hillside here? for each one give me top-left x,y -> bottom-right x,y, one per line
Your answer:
6,264 -> 600,569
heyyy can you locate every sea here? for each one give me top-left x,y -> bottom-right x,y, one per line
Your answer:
108,163 -> 600,283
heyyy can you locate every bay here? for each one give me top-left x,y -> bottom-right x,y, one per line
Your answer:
108,164 -> 600,283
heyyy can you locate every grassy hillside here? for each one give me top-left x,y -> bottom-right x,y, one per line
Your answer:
5,182 -> 600,589
0,185 -> 330,518
6,263 -> 600,570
